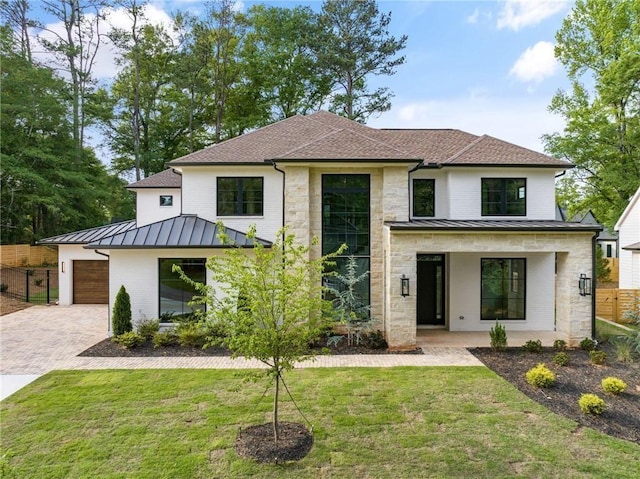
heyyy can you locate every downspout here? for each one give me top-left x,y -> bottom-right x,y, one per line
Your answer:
93,249 -> 111,336
271,161 -> 286,234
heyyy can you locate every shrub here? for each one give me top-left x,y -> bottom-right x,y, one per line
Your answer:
601,377 -> 627,395
553,339 -> 567,351
136,318 -> 160,340
622,329 -> 640,356
489,322 -> 507,351
522,339 -> 543,353
612,338 -> 635,363
176,321 -> 206,348
525,363 -> 556,388
34,278 -> 43,286
112,286 -> 132,336
579,337 -> 596,351
0,283 -> 7,292
590,350 -> 607,365
153,331 -> 178,348
579,393 -> 605,415
553,352 -> 569,366
112,331 -> 143,349
204,321 -> 228,343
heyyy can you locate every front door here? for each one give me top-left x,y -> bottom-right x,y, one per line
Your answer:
417,254 -> 445,326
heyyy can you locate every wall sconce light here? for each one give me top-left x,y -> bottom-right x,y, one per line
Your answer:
401,274 -> 410,297
61,261 -> 66,273
578,273 -> 592,296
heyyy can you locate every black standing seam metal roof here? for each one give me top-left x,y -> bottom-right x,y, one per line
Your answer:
38,220 -> 137,245
83,215 -> 271,249
385,219 -> 604,232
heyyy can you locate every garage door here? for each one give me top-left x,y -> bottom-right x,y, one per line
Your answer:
73,260 -> 109,304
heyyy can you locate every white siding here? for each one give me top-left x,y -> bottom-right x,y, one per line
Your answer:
445,168 -> 557,220
410,170 -> 448,218
616,191 -> 640,288
134,188 -> 182,227
108,249 -> 224,331
57,245 -> 108,305
180,165 -> 283,242
448,252 -> 555,332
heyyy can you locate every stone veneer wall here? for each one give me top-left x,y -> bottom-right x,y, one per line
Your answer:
385,230 -> 596,349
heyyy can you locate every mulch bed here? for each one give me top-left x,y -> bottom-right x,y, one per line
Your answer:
78,337 -> 423,357
234,422 -> 313,463
470,345 -> 640,444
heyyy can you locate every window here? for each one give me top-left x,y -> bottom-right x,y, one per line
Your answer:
482,178 -> 526,216
481,258 -> 526,320
217,177 -> 263,216
322,174 -> 370,305
159,195 -> 173,207
159,258 -> 206,320
606,244 -> 612,258
413,179 -> 435,217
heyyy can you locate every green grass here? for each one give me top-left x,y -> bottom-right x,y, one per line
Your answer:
28,287 -> 59,303
596,318 -> 636,341
2,368 -> 639,478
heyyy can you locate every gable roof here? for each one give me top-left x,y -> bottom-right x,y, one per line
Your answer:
38,220 -> 137,245
127,169 -> 181,189
84,215 -> 271,249
168,111 -> 571,169
614,186 -> 640,231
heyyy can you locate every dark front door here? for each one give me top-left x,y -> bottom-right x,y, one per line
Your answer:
417,254 -> 445,326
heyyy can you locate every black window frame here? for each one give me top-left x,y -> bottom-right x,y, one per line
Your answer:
158,258 -> 206,321
481,178 -> 526,216
216,177 -> 264,216
159,195 -> 173,207
480,258 -> 526,321
412,178 -> 435,217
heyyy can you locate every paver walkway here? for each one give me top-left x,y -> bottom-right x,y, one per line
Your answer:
1,304 -> 481,399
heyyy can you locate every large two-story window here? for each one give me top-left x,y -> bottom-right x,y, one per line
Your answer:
481,178 -> 526,216
159,258 -> 206,320
217,177 -> 263,216
481,258 -> 526,320
322,174 -> 370,305
413,179 -> 435,217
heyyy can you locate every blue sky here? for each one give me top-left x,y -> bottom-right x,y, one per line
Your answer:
33,0 -> 574,154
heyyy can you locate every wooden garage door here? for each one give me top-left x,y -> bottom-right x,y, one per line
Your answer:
73,260 -> 109,304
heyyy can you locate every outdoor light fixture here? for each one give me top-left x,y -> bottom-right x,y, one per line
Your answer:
578,273 -> 592,296
61,261 -> 65,273
401,274 -> 410,297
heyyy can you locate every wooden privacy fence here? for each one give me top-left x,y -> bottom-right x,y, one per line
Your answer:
596,288 -> 639,323
605,258 -> 619,282
0,245 -> 58,267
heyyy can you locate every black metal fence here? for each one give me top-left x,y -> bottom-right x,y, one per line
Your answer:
0,265 -> 59,304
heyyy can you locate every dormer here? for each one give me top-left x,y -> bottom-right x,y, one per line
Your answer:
127,169 -> 182,227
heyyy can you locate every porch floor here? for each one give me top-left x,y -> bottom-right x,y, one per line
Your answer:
416,329 -> 559,348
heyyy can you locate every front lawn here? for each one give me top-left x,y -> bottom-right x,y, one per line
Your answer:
1,368 -> 638,478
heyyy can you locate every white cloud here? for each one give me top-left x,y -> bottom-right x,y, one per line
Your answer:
32,4 -> 176,80
466,8 -> 480,24
509,41 -> 558,84
497,0 -> 568,31
368,92 -> 565,154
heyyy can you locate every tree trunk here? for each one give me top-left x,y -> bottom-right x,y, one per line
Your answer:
273,371 -> 280,442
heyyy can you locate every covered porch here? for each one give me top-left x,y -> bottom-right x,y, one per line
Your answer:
416,329 -> 559,348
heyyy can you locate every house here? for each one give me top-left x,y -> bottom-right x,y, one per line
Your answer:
556,208 -> 617,258
40,111 -> 602,349
615,187 -> 640,289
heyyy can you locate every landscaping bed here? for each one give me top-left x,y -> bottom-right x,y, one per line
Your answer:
470,344 -> 640,444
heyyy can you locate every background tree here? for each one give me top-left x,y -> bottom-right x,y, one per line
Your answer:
178,226 -> 343,442
316,0 -> 407,122
545,0 -> 640,229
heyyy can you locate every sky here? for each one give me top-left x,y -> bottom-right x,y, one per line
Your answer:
32,0 -> 575,155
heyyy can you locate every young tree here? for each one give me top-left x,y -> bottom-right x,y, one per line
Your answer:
112,285 -> 133,336
316,0 -> 407,122
545,0 -> 640,229
177,226 -> 344,442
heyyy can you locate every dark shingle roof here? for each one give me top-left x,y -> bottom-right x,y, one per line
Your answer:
38,220 -> 137,245
127,169 -> 181,189
84,215 -> 271,249
168,111 -> 570,168
385,219 -> 603,232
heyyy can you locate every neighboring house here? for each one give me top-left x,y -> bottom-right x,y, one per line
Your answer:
556,208 -> 618,258
40,111 -> 601,349
615,187 -> 640,289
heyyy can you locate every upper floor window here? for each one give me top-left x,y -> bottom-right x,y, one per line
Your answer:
159,195 -> 173,207
413,179 -> 435,217
482,178 -> 526,216
217,177 -> 263,216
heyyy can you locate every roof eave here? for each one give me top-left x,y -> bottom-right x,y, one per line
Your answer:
440,163 -> 574,169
